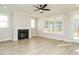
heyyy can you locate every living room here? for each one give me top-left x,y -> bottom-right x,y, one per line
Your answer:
0,4 -> 79,55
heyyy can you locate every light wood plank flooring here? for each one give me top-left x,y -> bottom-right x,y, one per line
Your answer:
0,37 -> 79,55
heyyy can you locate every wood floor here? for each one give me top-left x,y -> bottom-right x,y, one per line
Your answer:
0,36 -> 79,55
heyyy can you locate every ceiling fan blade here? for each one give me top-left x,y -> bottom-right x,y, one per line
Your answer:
42,4 -> 47,8
33,5 -> 39,8
42,9 -> 50,11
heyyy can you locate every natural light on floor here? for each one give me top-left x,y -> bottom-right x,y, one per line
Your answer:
57,44 -> 72,47
74,49 -> 79,52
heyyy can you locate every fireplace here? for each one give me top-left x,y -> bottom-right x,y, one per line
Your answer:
18,29 -> 29,40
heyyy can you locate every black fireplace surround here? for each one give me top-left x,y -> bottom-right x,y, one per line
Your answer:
18,29 -> 29,40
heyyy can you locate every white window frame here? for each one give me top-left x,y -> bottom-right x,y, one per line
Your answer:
43,16 -> 63,34
0,14 -> 9,28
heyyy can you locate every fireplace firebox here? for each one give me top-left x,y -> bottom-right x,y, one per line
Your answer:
18,29 -> 29,40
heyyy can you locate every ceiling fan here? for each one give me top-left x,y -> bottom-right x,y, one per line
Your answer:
33,4 -> 50,13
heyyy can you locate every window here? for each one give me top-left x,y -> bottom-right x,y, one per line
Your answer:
0,15 -> 8,28
72,15 -> 79,39
44,16 -> 63,33
44,20 -> 49,32
31,19 -> 36,28
56,21 -> 62,32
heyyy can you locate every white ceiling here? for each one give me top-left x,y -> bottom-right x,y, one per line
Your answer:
0,4 -> 79,18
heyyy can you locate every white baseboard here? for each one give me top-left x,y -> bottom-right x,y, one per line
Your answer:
38,35 -> 72,43
0,38 -> 12,42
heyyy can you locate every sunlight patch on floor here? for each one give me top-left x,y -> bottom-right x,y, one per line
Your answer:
57,44 -> 72,47
74,49 -> 79,52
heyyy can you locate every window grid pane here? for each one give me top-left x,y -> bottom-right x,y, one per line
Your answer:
44,17 -> 63,33
0,15 -> 8,28
0,16 -> 8,21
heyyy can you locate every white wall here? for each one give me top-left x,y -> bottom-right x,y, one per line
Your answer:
37,13 -> 73,42
13,12 -> 32,41
0,11 -> 37,41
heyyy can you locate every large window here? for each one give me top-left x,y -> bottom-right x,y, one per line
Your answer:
72,15 -> 79,39
44,16 -> 63,33
0,15 -> 8,28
